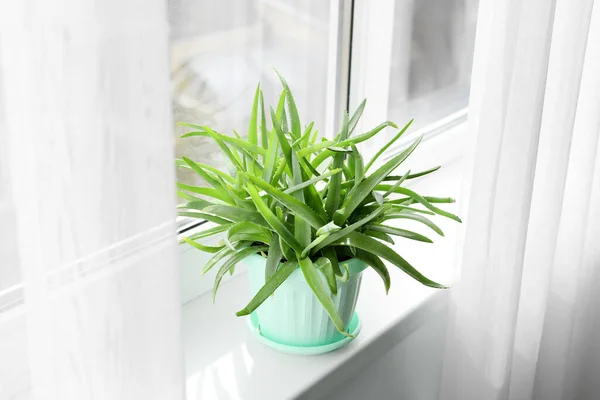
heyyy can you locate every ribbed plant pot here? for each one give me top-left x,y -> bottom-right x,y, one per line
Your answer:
243,254 -> 367,355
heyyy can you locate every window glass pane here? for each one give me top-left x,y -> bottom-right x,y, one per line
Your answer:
349,0 -> 478,149
168,0 -> 337,189
387,0 -> 478,128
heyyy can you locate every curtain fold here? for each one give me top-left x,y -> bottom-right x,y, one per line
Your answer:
441,0 -> 600,399
0,1 -> 185,399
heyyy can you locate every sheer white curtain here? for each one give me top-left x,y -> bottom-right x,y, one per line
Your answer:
0,1 -> 184,399
441,0 -> 600,399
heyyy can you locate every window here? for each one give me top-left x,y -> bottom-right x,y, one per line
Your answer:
349,0 -> 478,156
170,0 -> 478,199
169,0 -> 344,190
387,0 -> 476,127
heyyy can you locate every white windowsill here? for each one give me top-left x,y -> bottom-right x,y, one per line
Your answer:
0,121 -> 467,399
181,122 -> 467,400
183,263 -> 450,400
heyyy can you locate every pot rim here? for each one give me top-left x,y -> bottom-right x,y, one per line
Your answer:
245,252 -> 369,276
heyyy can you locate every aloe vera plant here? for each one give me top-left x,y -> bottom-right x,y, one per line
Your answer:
177,73 -> 461,334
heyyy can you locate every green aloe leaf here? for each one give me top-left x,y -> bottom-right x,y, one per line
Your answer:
229,232 -> 271,245
354,249 -> 390,293
202,247 -> 235,275
296,118 -> 396,158
310,148 -> 334,169
347,150 -> 356,178
232,129 -> 243,139
271,158 -> 287,186
279,234 -> 295,262
248,83 -> 260,146
315,257 -> 337,296
246,183 -> 303,254
265,234 -> 284,282
336,135 -> 422,225
176,199 -> 213,211
334,232 -> 447,288
323,247 -> 342,276
201,127 -> 243,170
328,146 -> 353,153
421,196 -> 455,203
299,155 -> 322,178
182,237 -> 225,253
176,182 -> 234,204
365,119 -> 413,171
301,233 -> 330,259
383,169 -> 410,197
367,224 -> 433,243
381,213 -> 444,236
175,158 -> 190,169
372,191 -> 384,206
247,84 -> 261,174
284,168 -> 342,195
236,258 -> 297,316
183,224 -> 231,242
227,221 -> 271,244
227,221 -> 267,237
181,129 -> 266,158
383,166 -> 441,181
302,122 -> 315,148
270,107 -> 293,170
387,187 -> 461,222
325,113 -> 349,218
276,70 -> 301,139
363,229 -> 395,244
348,99 -> 366,135
298,140 -> 335,158
213,246 -> 268,302
176,122 -> 205,130
177,190 -> 203,202
291,151 -> 310,247
241,173 -> 326,229
185,161 -> 236,183
336,121 -> 398,147
351,145 -> 364,187
292,123 -> 314,149
275,89 -> 289,134
260,89 -> 269,150
385,196 -> 455,205
203,205 -> 269,228
177,211 -> 231,225
316,221 -> 341,236
342,163 -> 354,181
298,257 -> 349,335
214,175 -> 253,210
182,156 -> 234,203
310,206 -> 384,256
337,260 -> 350,282
262,128 -> 280,183
294,155 -> 329,221
310,127 -> 319,144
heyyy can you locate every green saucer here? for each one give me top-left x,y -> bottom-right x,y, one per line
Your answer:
246,312 -> 362,355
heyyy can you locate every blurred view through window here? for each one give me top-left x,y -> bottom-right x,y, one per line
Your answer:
387,0 -> 477,128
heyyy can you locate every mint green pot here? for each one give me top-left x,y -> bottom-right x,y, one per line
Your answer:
243,254 -> 367,354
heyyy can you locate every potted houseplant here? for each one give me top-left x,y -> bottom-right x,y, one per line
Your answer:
176,73 -> 461,355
